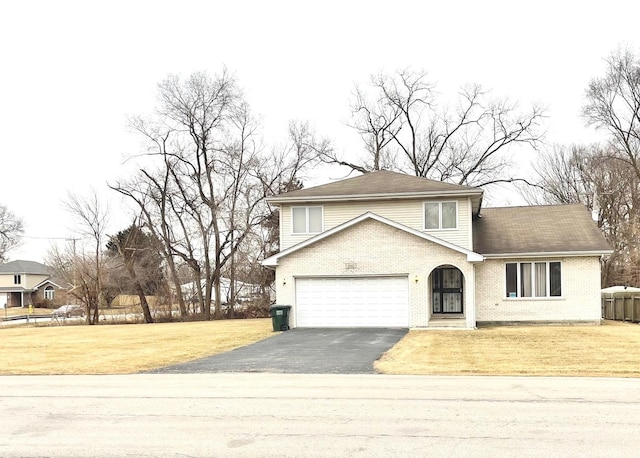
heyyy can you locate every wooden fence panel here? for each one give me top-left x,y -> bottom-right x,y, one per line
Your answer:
602,296 -> 640,322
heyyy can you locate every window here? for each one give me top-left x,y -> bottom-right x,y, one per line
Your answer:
505,261 -> 562,298
424,201 -> 457,230
13,275 -> 21,285
292,206 -> 323,234
44,286 -> 55,300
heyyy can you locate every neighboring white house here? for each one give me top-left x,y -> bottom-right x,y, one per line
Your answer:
180,277 -> 263,305
262,170 -> 613,329
0,260 -> 70,308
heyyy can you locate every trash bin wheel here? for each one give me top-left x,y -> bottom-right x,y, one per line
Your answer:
280,324 -> 290,331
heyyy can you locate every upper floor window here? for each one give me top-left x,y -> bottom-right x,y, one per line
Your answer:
292,206 -> 323,234
44,286 -> 55,300
14,274 -> 21,285
505,261 -> 562,298
424,201 -> 457,230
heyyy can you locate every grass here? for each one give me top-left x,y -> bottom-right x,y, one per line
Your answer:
4,318 -> 640,377
0,318 -> 274,375
375,320 -> 640,377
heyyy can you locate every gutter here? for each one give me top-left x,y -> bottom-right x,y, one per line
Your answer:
266,189 -> 484,204
481,250 -> 614,259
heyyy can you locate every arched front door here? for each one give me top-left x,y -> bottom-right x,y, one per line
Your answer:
432,267 -> 463,314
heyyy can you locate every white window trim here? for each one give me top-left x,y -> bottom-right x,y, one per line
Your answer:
505,261 -> 563,299
44,286 -> 55,300
291,206 -> 324,235
423,200 -> 458,231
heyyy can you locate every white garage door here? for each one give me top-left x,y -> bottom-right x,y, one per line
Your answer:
295,276 -> 409,327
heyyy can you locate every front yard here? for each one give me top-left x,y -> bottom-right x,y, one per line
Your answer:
375,320 -> 640,377
0,318 -> 274,375
3,318 -> 640,377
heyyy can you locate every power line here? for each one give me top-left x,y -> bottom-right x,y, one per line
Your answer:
22,235 -> 82,241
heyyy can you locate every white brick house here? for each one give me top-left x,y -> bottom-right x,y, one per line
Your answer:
262,171 -> 613,329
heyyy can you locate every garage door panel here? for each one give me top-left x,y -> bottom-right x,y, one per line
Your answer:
295,277 -> 409,327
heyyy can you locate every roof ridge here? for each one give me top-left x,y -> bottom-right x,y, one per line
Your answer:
270,170 -> 482,202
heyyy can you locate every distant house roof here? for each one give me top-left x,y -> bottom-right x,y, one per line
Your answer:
473,204 -> 613,257
267,170 -> 484,213
0,260 -> 51,275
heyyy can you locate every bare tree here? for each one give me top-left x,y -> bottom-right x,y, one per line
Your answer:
62,190 -> 109,324
0,204 -> 23,263
112,71 -> 325,321
529,144 -> 640,286
525,144 -> 595,207
324,69 -> 545,186
583,47 -> 640,179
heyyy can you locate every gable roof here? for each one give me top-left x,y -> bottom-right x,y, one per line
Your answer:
262,212 -> 484,267
0,260 -> 51,275
473,204 -> 613,257
33,278 -> 65,290
268,170 -> 483,212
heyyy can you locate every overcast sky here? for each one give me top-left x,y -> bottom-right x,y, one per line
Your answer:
1,0 -> 639,262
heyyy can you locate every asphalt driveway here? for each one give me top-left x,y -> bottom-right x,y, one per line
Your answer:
151,328 -> 408,374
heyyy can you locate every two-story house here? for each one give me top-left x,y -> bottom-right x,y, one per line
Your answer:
0,260 -> 70,308
262,170 -> 613,329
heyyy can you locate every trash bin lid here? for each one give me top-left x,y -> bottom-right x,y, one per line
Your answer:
269,304 -> 291,310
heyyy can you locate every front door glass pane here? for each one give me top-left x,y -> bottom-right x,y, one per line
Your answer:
443,293 -> 461,312
432,292 -> 441,313
443,268 -> 461,288
432,268 -> 463,314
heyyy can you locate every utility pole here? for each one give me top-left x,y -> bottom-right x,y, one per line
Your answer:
67,238 -> 79,305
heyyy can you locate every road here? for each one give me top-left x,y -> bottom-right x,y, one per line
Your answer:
1,374 -> 638,457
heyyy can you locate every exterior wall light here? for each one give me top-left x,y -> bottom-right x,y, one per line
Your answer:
414,275 -> 419,283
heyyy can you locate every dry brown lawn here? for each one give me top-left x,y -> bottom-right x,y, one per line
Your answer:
0,318 -> 273,375
375,320 -> 640,377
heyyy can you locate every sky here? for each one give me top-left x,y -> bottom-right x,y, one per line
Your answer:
1,0 -> 639,262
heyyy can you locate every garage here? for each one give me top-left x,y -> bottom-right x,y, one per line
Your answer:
295,276 -> 409,327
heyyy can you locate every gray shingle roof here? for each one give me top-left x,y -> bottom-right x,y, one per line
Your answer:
268,170 -> 483,202
0,260 -> 51,275
473,204 -> 612,255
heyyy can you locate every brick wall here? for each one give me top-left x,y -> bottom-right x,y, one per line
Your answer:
274,219 -> 475,328
475,256 -> 602,323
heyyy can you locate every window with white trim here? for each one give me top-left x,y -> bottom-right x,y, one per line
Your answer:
505,261 -> 562,298
292,206 -> 323,234
424,201 -> 457,230
13,274 -> 21,285
44,286 -> 55,300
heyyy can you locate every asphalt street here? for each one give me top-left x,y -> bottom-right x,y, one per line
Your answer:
152,328 -> 409,373
1,373 -> 639,457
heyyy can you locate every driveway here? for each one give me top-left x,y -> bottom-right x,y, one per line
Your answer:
151,328 -> 408,374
